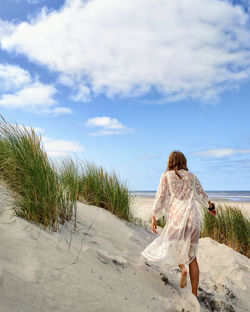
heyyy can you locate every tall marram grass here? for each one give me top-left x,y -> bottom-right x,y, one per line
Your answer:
0,115 -> 134,230
78,162 -> 134,221
201,205 -> 250,257
0,115 -> 60,230
56,157 -> 80,228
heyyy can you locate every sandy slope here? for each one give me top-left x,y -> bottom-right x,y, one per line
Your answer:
0,183 -> 249,312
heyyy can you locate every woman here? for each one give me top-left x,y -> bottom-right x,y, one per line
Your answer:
141,151 -> 216,297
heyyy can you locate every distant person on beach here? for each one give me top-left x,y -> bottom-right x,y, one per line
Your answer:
141,151 -> 216,297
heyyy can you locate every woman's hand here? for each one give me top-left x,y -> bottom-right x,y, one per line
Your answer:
151,216 -> 158,234
209,209 -> 216,216
208,201 -> 216,216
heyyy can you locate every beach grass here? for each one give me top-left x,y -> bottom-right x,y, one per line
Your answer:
56,157 -> 80,228
78,162 -> 134,221
201,205 -> 250,257
0,115 -> 134,229
0,115 -> 60,230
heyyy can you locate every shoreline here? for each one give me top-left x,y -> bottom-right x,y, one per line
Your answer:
131,196 -> 250,222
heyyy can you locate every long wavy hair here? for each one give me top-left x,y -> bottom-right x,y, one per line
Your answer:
166,151 -> 188,179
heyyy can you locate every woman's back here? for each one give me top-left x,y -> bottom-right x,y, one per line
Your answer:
166,169 -> 195,201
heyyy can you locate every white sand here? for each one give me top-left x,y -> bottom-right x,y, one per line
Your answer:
0,183 -> 249,312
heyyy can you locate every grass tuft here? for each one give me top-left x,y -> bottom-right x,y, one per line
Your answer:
78,162 -> 134,221
0,115 -> 60,230
56,157 -> 80,228
201,204 -> 250,257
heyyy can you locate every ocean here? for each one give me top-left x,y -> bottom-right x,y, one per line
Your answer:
131,190 -> 250,202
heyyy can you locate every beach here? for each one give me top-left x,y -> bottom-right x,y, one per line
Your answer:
0,182 -> 250,312
131,196 -> 250,223
1,0 -> 250,311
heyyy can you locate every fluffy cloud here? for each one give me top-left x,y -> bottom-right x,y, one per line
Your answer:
70,83 -> 91,102
86,116 -> 124,129
86,116 -> 132,135
196,148 -> 250,157
0,63 -> 72,115
57,74 -> 91,102
0,19 -> 14,38
42,137 -> 84,157
1,0 -> 250,102
0,82 -> 56,109
0,63 -> 31,91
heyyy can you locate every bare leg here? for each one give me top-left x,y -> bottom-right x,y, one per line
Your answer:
189,257 -> 199,296
178,264 -> 187,288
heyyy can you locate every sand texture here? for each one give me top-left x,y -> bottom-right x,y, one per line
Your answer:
0,183 -> 249,312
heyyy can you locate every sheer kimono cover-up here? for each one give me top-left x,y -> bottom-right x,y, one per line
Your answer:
141,169 -> 210,266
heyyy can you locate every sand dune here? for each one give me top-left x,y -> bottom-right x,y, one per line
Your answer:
0,183 -> 249,312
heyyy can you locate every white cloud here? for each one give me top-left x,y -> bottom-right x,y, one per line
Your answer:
57,74 -> 75,88
0,19 -> 14,38
86,116 -> 124,129
196,148 -> 250,157
70,83 -> 91,102
1,0 -> 250,102
0,63 -> 31,91
57,74 -> 91,102
86,116 -> 132,135
0,82 -> 56,109
41,106 -> 73,116
42,137 -> 84,157
0,63 -> 72,115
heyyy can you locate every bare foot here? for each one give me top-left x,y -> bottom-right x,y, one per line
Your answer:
179,268 -> 187,288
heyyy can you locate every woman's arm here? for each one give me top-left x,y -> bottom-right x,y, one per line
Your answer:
152,173 -> 168,221
195,176 -> 216,215
194,175 -> 210,208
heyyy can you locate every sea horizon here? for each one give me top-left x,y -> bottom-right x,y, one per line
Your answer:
131,190 -> 250,202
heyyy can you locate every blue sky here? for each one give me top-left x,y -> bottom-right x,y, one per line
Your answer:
0,0 -> 250,191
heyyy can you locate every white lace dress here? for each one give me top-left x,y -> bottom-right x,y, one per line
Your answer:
141,169 -> 210,266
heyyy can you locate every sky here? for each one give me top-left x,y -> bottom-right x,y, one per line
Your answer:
0,0 -> 250,191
